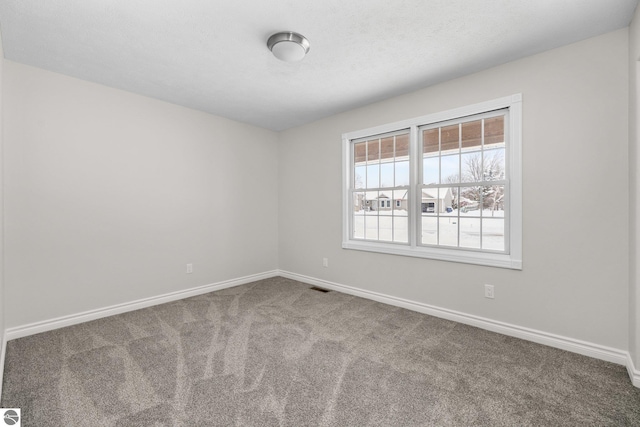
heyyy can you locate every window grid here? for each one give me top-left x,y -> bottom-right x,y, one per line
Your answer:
418,110 -> 508,253
351,130 -> 410,245
342,94 -> 522,269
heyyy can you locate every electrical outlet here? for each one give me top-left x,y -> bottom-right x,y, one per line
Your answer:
186,263 -> 193,274
484,284 -> 494,299
322,258 -> 329,268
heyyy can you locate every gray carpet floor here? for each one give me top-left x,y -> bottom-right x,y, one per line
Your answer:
2,276 -> 640,426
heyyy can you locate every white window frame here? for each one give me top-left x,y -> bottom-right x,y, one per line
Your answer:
342,94 -> 522,269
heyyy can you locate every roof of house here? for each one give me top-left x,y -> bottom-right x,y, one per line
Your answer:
359,187 -> 453,201
422,187 -> 452,200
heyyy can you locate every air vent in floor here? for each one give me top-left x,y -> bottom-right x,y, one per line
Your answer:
310,286 -> 330,293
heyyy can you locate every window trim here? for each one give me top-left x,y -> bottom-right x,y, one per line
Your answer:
342,94 -> 522,270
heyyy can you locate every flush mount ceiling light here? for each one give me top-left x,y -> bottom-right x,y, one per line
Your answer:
267,31 -> 310,62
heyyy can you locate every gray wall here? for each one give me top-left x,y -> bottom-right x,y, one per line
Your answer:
279,29 -> 630,351
0,28 -> 5,383
3,61 -> 279,328
630,5 -> 640,371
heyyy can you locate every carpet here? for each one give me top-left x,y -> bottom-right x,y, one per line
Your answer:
2,276 -> 639,426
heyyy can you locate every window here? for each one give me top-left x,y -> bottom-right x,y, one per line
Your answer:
352,130 -> 410,243
342,95 -> 522,269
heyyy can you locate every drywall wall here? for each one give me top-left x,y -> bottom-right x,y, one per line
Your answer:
630,4 -> 640,372
0,29 -> 5,389
279,29 -> 630,351
3,61 -> 279,328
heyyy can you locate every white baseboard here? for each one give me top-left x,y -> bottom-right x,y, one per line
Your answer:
5,270 -> 279,341
2,269 -> 637,390
279,270 -> 637,386
0,332 -> 6,398
628,353 -> 640,388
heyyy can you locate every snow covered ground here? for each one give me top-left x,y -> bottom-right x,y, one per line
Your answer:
353,208 -> 505,250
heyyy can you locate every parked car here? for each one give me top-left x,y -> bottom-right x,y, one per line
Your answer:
460,201 -> 479,213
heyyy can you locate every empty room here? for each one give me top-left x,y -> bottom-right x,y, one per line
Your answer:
0,0 -> 640,425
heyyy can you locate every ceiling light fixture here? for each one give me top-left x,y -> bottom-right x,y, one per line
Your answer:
267,31 -> 310,62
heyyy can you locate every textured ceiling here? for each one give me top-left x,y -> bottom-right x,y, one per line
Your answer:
0,0 -> 637,131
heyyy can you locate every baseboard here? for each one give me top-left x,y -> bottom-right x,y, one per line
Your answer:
279,270 -> 635,383
3,269 -> 637,390
5,270 -> 279,341
628,353 -> 640,388
0,332 -> 6,398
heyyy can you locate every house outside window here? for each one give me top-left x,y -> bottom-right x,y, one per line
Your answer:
342,95 -> 522,269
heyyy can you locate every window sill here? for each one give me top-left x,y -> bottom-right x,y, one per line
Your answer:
342,240 -> 522,270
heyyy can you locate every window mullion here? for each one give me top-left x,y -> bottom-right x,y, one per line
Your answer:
437,127 -> 441,246
409,125 -> 419,248
391,136 -> 396,242
480,119 -> 484,249
377,138 -> 381,240
364,141 -> 368,240
457,123 -> 461,248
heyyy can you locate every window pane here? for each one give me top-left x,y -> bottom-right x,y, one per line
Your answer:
482,185 -> 505,216
380,136 -> 394,160
365,191 -> 377,213
460,186 -> 481,216
380,162 -> 394,187
461,151 -> 482,183
393,190 -> 408,214
421,216 -> 437,245
484,116 -> 504,147
439,187 -> 454,214
421,188 -> 438,215
353,192 -> 365,213
365,216 -> 378,240
355,165 -> 366,189
461,120 -> 482,150
354,216 -> 365,239
441,124 -> 459,153
396,133 -> 409,157
393,216 -> 408,243
439,217 -> 458,247
367,164 -> 380,188
449,186 -> 460,215
378,191 -> 392,211
423,156 -> 439,185
483,148 -> 505,181
423,128 -> 439,154
395,160 -> 409,186
367,139 -> 380,161
379,216 -> 393,242
482,218 -> 504,251
441,154 -> 459,183
354,142 -> 367,163
459,218 -> 481,249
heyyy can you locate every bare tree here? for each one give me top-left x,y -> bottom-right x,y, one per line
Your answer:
460,151 -> 505,213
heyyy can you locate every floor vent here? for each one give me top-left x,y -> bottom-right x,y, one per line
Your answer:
310,286 -> 330,293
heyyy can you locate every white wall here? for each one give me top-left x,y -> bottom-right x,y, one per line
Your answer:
279,29 -> 630,351
0,28 -> 5,388
630,5 -> 640,372
3,61 -> 279,328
